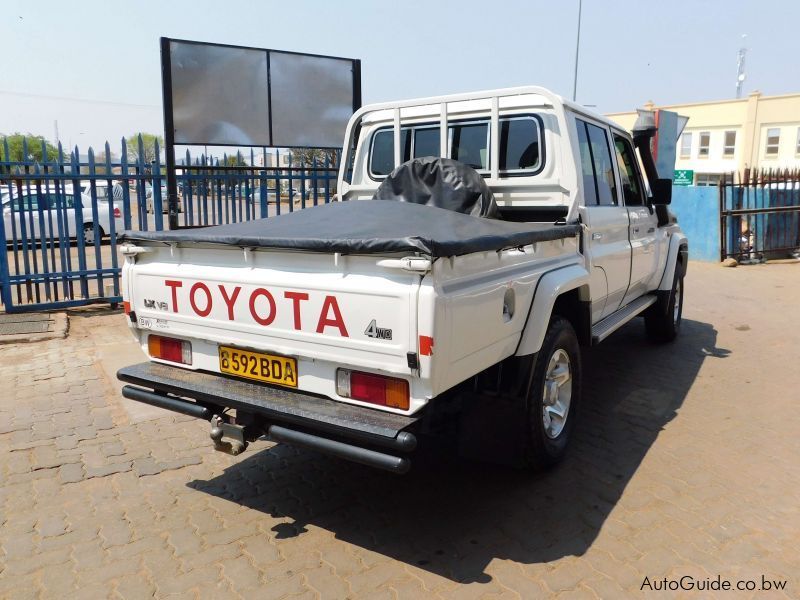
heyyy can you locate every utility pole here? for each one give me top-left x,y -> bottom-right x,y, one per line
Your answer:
572,0 -> 583,102
736,34 -> 747,99
53,120 -> 59,146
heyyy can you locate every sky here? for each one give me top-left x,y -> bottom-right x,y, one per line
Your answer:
1,0 -> 798,151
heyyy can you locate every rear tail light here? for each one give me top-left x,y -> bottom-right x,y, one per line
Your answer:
113,206 -> 122,218
336,369 -> 409,410
148,335 -> 192,365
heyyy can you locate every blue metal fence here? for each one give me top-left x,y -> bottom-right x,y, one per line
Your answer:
720,169 -> 800,262
0,136 -> 339,313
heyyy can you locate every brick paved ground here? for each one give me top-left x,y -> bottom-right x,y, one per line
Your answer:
1,261 -> 798,599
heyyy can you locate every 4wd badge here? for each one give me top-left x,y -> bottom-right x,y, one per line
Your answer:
364,319 -> 392,340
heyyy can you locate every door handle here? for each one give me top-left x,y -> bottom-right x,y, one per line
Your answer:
632,227 -> 640,234
591,232 -> 603,240
647,227 -> 655,233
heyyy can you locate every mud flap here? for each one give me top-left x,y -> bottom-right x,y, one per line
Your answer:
457,391 -> 529,466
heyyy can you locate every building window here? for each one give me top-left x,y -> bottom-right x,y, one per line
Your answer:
680,133 -> 692,158
723,131 -> 736,157
796,128 -> 800,155
698,132 -> 710,157
765,128 -> 780,156
695,173 -> 722,187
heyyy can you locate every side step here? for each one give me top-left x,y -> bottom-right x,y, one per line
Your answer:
591,295 -> 657,344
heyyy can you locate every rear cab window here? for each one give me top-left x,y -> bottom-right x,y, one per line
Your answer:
368,115 -> 544,179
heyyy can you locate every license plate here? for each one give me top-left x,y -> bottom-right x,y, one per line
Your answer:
218,346 -> 298,388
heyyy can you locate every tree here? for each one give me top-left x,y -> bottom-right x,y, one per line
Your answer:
222,153 -> 247,167
289,148 -> 338,166
125,132 -> 164,164
0,133 -> 60,162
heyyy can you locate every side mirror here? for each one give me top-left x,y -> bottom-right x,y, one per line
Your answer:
651,178 -> 672,205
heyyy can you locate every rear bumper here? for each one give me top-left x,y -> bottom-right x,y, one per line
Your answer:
117,362 -> 419,473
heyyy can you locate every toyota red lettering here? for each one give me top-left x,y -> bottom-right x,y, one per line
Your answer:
163,280 -> 349,337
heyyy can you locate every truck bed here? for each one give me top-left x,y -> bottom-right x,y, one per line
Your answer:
119,201 -> 581,257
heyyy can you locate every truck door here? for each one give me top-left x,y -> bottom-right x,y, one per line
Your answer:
612,133 -> 659,303
575,118 -> 632,322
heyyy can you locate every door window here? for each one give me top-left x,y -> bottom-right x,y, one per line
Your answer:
576,119 -> 618,206
49,193 -> 76,209
10,194 -> 44,211
613,135 -> 645,206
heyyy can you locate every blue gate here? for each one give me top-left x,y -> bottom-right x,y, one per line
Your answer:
720,169 -> 800,262
0,137 -> 338,313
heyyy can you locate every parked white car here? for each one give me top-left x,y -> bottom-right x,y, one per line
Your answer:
2,186 -> 122,245
246,187 -> 300,204
145,182 -> 182,214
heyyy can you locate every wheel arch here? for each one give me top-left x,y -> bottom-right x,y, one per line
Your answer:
515,264 -> 591,356
658,233 -> 688,290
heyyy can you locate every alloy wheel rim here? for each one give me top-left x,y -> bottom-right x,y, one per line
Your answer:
673,280 -> 682,324
542,348 -> 572,439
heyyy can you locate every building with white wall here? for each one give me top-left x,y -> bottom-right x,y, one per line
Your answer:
607,91 -> 800,185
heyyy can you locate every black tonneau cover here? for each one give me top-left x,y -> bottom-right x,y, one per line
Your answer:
119,200 -> 580,258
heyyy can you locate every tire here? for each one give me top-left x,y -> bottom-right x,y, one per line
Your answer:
645,264 -> 684,343
522,316 -> 582,470
82,223 -> 104,246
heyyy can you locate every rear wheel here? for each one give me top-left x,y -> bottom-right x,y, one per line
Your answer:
522,316 -> 581,470
82,223 -> 104,246
645,264 -> 684,342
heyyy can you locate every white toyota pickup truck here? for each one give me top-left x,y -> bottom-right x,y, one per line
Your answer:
117,86 -> 687,474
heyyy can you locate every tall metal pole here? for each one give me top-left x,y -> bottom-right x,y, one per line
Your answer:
736,34 -> 747,99
572,0 -> 583,102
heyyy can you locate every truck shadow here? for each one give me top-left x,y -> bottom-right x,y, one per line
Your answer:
187,318 -> 729,584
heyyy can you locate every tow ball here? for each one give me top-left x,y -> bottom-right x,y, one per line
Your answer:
209,414 -> 248,455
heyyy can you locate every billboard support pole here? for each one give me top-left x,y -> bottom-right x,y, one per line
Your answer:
160,37 -> 179,230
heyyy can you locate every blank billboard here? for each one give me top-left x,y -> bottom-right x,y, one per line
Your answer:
164,38 -> 360,149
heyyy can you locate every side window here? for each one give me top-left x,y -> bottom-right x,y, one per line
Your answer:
576,119 -> 618,206
12,194 -> 42,211
613,135 -> 645,206
576,120 -> 598,205
50,193 -> 76,209
500,117 -> 541,172
369,128 -> 410,177
450,123 -> 488,170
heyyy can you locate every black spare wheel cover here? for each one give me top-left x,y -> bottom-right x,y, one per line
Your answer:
373,157 -> 500,218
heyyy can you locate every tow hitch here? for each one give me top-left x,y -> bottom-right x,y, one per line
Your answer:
209,414 -> 248,455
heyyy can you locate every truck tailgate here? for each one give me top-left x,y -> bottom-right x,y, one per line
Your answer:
125,246 -> 421,374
